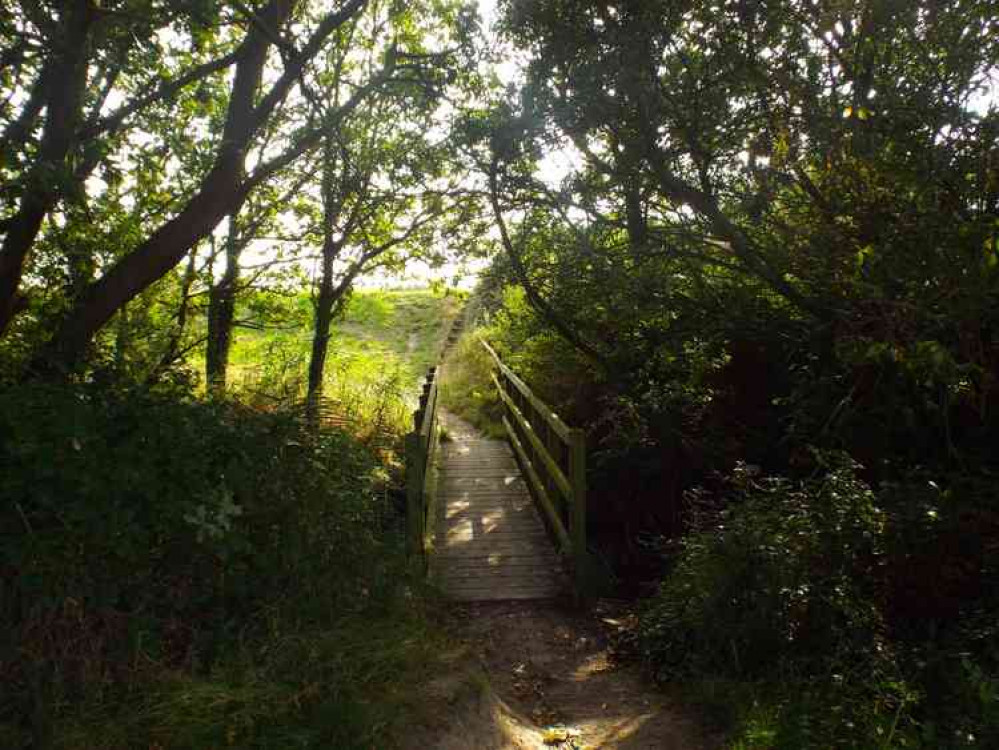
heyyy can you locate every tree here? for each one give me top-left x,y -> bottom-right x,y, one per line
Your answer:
0,0 -> 242,335
467,0 -> 999,580
1,0 -> 475,378
205,173 -> 310,393
485,0 -> 999,389
304,104 -> 477,420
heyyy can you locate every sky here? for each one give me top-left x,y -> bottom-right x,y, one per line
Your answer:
364,0 -> 585,289
362,0 -> 515,290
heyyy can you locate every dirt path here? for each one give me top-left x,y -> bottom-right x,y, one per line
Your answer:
408,599 -> 717,750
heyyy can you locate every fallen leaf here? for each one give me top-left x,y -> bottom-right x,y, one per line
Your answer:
542,726 -> 581,744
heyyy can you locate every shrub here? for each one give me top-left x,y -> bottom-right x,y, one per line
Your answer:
642,455 -> 887,679
0,380 -> 397,745
641,453 -> 999,748
640,455 -> 923,747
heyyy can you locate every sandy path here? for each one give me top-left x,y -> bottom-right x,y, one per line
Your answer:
407,599 -> 717,750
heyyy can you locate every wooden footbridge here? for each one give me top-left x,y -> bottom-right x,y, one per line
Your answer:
405,339 -> 587,601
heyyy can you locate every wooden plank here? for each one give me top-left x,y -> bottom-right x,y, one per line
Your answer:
441,568 -> 560,586
440,580 -> 561,593
441,584 -> 562,597
442,515 -> 544,526
441,471 -> 524,479
443,534 -> 552,546
441,515 -> 537,525
437,559 -> 562,571
435,540 -> 559,556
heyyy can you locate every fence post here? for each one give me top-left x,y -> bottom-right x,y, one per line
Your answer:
405,431 -> 424,566
569,427 -> 587,592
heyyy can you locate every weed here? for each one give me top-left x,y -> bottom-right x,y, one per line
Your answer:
439,330 -> 505,437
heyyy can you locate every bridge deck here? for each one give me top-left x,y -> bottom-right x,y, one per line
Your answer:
431,411 -> 564,601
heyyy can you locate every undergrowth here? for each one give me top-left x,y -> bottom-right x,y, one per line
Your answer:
439,331 -> 504,438
0,379 -> 452,749
639,458 -> 999,749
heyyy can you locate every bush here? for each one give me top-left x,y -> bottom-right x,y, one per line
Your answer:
640,455 -> 924,747
0,380 -> 399,746
643,455 -> 888,679
641,454 -> 999,748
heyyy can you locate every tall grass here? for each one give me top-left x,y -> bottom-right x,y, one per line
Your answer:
207,288 -> 464,442
224,288 -> 462,397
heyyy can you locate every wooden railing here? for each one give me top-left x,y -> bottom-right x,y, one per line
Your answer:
480,339 -> 587,589
405,365 -> 441,567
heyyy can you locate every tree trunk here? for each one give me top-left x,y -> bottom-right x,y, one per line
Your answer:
150,246 -> 199,381
30,1 -> 287,373
624,180 -> 647,260
206,215 -> 242,393
114,302 -> 130,374
0,0 -> 94,335
306,246 -> 337,424
306,257 -> 362,425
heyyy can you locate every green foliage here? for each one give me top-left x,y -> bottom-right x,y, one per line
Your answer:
0,378 -> 435,748
640,458 -> 919,747
440,329 -> 505,437
638,457 -> 999,748
464,1 -> 999,742
643,456 -> 887,682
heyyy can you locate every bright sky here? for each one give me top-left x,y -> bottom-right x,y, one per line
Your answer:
364,0 -> 517,290
369,0 -> 585,289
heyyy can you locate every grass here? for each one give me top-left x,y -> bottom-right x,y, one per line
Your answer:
227,287 -> 463,396
187,287 -> 464,438
438,329 -> 505,438
46,599 -> 467,750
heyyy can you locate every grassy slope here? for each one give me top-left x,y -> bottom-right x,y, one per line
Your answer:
439,330 -> 506,438
227,288 -> 463,399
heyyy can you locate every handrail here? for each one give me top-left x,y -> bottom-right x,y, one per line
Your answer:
480,339 -> 572,440
405,365 -> 441,568
403,311 -> 465,570
479,339 -> 587,592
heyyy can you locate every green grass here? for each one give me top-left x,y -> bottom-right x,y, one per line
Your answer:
224,287 -> 463,398
439,329 -> 505,438
45,600 -> 467,750
186,287 -> 464,437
